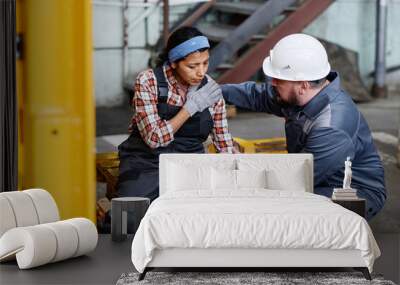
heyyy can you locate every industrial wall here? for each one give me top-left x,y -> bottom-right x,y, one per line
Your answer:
93,0 -> 400,107
93,0 -> 201,107
305,0 -> 400,90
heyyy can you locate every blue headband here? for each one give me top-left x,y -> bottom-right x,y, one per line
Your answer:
168,36 -> 210,63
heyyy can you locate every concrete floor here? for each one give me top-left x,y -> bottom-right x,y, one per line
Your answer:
1,94 -> 399,285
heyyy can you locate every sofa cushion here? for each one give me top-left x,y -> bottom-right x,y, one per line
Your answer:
64,218 -> 98,257
0,189 -> 98,270
24,189 -> 59,224
42,221 -> 79,262
0,218 -> 98,269
0,192 -> 39,227
0,189 -> 60,238
0,196 -> 17,237
0,226 -> 57,269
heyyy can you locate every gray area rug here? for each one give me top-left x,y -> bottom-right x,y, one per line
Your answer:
116,271 -> 396,285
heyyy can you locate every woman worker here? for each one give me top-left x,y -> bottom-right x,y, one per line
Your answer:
117,27 -> 235,201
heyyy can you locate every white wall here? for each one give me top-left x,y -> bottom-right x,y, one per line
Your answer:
304,0 -> 400,88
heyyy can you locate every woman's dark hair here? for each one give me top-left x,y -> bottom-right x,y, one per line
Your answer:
156,26 -> 207,67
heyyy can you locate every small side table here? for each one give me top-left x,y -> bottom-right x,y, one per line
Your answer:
111,197 -> 150,242
332,198 -> 366,218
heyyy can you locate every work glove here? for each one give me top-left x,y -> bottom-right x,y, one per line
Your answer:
184,75 -> 222,116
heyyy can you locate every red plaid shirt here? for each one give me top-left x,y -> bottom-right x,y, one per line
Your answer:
129,65 -> 234,153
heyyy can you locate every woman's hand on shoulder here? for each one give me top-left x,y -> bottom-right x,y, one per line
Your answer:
183,75 -> 222,116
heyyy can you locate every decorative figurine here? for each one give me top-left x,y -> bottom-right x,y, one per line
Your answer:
333,157 -> 358,199
343,156 -> 352,189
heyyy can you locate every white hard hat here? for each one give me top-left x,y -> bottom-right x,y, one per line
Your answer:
262,33 -> 331,81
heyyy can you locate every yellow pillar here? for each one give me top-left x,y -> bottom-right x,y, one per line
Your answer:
17,0 -> 95,221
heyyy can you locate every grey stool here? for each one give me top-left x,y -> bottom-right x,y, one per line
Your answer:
111,197 -> 150,242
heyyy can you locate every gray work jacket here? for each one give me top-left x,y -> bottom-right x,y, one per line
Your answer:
222,72 -> 386,215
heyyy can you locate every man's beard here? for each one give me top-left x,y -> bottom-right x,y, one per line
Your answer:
276,91 -> 299,107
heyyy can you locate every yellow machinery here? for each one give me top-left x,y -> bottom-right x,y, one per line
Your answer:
209,137 -> 287,154
96,152 -> 120,200
16,0 -> 95,221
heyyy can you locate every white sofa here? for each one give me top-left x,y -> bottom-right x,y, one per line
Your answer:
0,189 -> 98,269
131,154 -> 380,280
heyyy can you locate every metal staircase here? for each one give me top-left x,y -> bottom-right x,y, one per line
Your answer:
176,0 -> 335,83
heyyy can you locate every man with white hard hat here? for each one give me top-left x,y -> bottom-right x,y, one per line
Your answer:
222,33 -> 386,220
